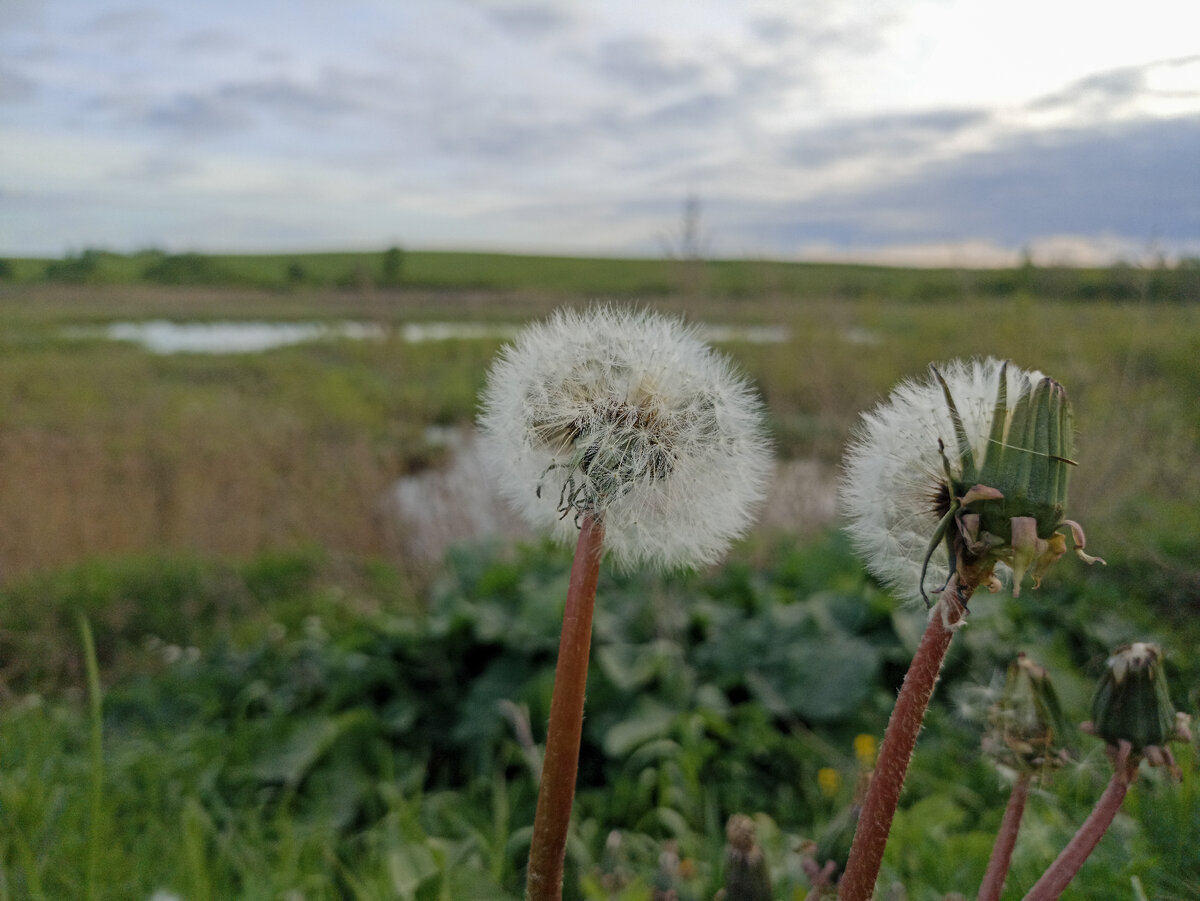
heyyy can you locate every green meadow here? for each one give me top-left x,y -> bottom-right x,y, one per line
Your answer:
0,250 -> 1197,899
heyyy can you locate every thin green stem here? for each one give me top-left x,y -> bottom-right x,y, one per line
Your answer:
77,612 -> 104,901
1021,742 -> 1139,901
525,514 -> 605,901
837,578 -> 971,901
977,772 -> 1031,901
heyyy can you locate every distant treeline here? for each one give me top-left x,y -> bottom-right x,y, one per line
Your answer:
2,246 -> 1199,303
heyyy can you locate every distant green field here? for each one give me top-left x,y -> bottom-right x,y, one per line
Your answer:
4,246 -> 1200,306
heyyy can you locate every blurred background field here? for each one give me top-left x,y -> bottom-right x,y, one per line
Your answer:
0,251 -> 1198,900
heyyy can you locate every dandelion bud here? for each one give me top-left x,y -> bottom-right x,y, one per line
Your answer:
839,357 -> 1103,605
1090,642 -> 1177,751
723,814 -> 773,901
984,653 -> 1071,774
478,307 -> 772,570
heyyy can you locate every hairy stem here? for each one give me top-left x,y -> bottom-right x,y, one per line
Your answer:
837,578 -> 971,901
1021,742 -> 1139,901
977,773 -> 1032,901
526,514 -> 605,901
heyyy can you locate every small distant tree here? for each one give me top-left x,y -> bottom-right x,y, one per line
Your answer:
143,253 -> 225,285
286,261 -> 307,285
381,246 -> 405,286
45,249 -> 105,283
0,258 -> 14,282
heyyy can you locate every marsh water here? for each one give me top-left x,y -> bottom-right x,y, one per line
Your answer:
65,319 -> 790,354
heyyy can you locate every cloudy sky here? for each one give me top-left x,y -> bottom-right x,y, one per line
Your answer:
2,1 -> 1199,265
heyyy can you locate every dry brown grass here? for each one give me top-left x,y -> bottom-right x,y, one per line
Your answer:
0,283 -> 1196,584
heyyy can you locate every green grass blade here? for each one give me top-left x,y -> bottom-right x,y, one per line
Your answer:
76,613 -> 104,901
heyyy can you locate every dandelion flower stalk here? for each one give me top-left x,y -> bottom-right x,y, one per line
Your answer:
977,773 -> 1031,901
837,578 -> 969,901
1020,742 -> 1139,901
525,514 -> 604,901
837,358 -> 1100,901
478,306 -> 770,901
977,655 -> 1070,901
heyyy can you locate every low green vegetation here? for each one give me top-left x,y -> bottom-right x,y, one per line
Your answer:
1,537 -> 1197,899
0,251 -> 1197,897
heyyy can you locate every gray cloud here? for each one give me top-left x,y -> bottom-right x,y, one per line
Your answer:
487,3 -> 577,37
218,73 -> 368,122
1031,66 -> 1148,115
122,66 -> 397,140
785,109 -> 989,168
641,90 -> 740,132
75,5 -> 162,35
0,65 -> 37,102
743,115 -> 1200,249
596,37 -> 706,91
174,27 -> 244,55
1032,55 -> 1200,115
142,92 -> 252,135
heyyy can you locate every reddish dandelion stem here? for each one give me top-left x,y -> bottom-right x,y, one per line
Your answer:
977,773 -> 1032,901
525,514 -> 605,901
837,578 -> 971,901
1021,742 -> 1139,901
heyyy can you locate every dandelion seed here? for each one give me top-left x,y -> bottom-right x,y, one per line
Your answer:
839,357 -> 1101,605
478,306 -> 772,569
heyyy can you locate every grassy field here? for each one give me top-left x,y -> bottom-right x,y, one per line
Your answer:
0,250 -> 1198,899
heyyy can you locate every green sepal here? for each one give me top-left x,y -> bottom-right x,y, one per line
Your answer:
932,364 -> 977,480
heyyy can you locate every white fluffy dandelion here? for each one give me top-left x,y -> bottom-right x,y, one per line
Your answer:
478,306 -> 772,570
840,357 -> 1076,604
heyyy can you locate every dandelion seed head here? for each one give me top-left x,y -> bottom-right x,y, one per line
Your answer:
839,357 -> 1048,604
478,306 -> 772,570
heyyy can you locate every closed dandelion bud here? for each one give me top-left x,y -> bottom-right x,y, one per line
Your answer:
723,814 -> 773,901
840,357 -> 1103,605
478,306 -> 772,570
985,653 -> 1071,773
1091,642 -> 1177,751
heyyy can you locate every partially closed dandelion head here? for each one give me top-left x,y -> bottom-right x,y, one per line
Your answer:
478,306 -> 771,570
839,357 -> 1102,605
983,653 -> 1072,776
